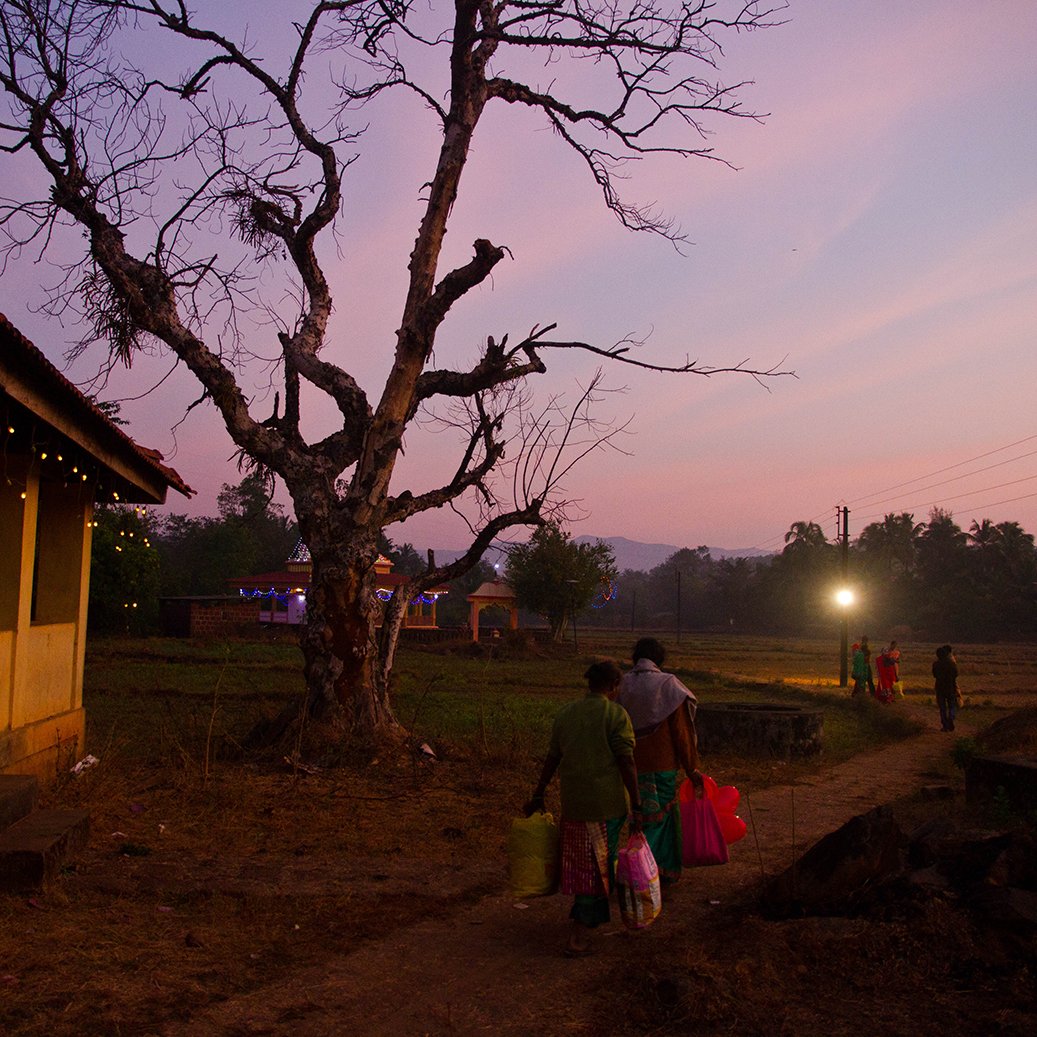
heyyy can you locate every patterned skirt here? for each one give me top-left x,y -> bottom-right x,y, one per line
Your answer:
638,770 -> 683,880
560,817 -> 624,896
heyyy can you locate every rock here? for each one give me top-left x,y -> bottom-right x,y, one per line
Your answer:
906,865 -> 954,892
966,753 -> 1037,813
906,817 -> 956,869
986,831 -> 1037,889
919,785 -> 956,801
966,886 -> 1037,932
760,806 -> 905,918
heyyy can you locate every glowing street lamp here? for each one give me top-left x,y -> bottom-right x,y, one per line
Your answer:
836,587 -> 854,687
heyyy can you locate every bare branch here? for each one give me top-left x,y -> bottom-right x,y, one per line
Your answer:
0,1 -> 789,741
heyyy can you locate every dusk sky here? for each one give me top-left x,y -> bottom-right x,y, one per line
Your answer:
4,1 -> 1036,556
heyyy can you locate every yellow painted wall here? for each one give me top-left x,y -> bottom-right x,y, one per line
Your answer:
0,709 -> 85,780
1,463 -> 28,738
0,630 -> 13,733
12,624 -> 78,727
1,464 -> 90,775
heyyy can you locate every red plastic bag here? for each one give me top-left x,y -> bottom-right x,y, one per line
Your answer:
694,774 -> 748,845
678,778 -> 730,866
616,832 -> 662,929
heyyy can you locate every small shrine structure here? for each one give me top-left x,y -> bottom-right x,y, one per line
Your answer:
466,579 -> 519,641
231,542 -> 447,628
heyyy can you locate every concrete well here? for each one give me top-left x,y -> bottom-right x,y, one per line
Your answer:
696,702 -> 824,759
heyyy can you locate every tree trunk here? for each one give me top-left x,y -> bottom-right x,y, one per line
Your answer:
550,611 -> 569,642
295,531 -> 403,754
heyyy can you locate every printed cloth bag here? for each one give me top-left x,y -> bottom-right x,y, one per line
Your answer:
507,811 -> 559,897
678,778 -> 730,867
616,832 -> 662,930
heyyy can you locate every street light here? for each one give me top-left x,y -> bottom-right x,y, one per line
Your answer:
835,587 -> 854,687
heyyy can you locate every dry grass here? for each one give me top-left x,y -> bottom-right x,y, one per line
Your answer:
4,633 -> 1037,1035
3,749 -> 515,1036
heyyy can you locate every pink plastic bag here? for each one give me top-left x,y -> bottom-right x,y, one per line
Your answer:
679,778 -> 730,866
616,832 -> 662,930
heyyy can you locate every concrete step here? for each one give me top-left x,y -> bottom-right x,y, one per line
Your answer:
0,808 -> 90,891
0,774 -> 38,832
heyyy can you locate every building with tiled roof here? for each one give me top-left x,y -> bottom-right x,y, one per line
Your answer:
1,313 -> 193,778
229,541 -> 448,628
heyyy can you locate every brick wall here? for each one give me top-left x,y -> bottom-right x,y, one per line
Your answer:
159,597 -> 259,637
189,599 -> 259,637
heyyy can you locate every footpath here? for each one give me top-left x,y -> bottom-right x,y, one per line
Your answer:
165,702 -> 969,1037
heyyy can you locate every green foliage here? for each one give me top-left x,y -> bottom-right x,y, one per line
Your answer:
82,633 -> 933,772
990,785 -> 1015,826
578,505 -> 1037,640
377,532 -> 426,576
506,523 -> 617,640
436,559 -> 497,628
952,736 -> 978,771
391,542 -> 426,576
153,472 -> 297,596
88,505 -> 161,634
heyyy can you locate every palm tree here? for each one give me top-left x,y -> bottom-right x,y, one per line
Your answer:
783,520 -> 828,553
967,518 -> 999,549
856,512 -> 922,577
993,521 -> 1037,583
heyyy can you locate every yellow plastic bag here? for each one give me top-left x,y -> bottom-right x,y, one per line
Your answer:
892,681 -> 904,698
507,811 -> 559,897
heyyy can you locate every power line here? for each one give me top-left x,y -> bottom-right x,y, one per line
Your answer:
734,433 -> 1037,555
856,488 -> 1037,527
848,448 -> 1037,514
855,474 -> 1037,524
844,433 -> 1037,508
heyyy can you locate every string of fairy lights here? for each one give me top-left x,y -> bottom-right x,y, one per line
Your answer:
237,587 -> 445,606
2,400 -> 134,512
236,539 -> 446,610
591,578 -> 619,609
236,549 -> 620,611
3,399 -> 159,617
5,400 -> 621,615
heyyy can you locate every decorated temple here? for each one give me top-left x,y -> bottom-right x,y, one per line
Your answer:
230,541 -> 447,628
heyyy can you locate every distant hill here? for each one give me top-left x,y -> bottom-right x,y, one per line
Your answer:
426,536 -> 771,574
573,536 -> 772,572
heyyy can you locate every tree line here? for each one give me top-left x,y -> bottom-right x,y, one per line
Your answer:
91,486 -> 1037,645
88,472 -> 494,634
3,0 -> 787,744
577,509 -> 1037,642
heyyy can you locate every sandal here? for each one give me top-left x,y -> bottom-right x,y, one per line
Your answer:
563,945 -> 593,958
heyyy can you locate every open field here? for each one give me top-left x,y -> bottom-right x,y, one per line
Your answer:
79,630 -> 1037,783
2,632 -> 1036,1036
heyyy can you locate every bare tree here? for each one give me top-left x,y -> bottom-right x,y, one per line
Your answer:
0,0 -> 788,753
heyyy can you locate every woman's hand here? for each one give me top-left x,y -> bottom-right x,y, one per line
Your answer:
524,792 -> 546,817
628,805 -> 644,834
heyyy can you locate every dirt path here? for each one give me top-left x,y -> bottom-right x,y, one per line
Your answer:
163,702 -> 971,1037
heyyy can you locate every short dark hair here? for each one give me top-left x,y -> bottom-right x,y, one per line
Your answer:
585,659 -> 622,691
936,644 -> 953,659
631,637 -> 665,666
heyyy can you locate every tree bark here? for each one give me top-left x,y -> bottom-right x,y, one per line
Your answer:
0,0 -> 786,760
292,525 -> 403,754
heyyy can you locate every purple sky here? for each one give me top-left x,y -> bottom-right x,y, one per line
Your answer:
4,1 -> 1037,554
